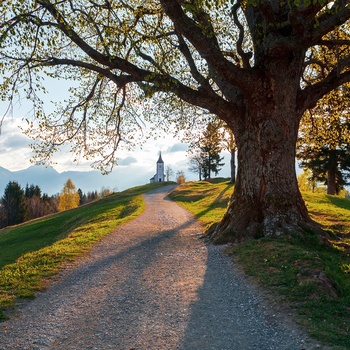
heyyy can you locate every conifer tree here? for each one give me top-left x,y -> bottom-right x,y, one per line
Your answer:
297,84 -> 350,195
1,181 -> 27,226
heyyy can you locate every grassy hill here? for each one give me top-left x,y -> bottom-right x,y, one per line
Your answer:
1,179 -> 350,348
170,179 -> 350,350
0,182 -> 172,320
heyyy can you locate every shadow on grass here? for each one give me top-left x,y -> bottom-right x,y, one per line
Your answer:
327,195 -> 350,211
195,183 -> 232,220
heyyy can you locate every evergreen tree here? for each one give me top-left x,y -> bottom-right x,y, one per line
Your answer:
25,184 -> 42,198
201,147 -> 224,180
77,188 -> 85,205
297,84 -> 350,195
188,122 -> 225,180
1,181 -> 27,226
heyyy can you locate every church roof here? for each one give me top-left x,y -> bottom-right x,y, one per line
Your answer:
157,153 -> 164,163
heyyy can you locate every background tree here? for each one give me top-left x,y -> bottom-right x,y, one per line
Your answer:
297,170 -> 321,193
25,183 -> 43,220
176,171 -> 186,185
188,121 -> 224,180
1,181 -> 27,226
24,183 -> 59,219
1,1 -> 350,240
188,150 -> 205,181
41,193 -> 58,215
187,119 -> 236,183
57,179 -> 80,212
165,165 -> 174,182
297,84 -> 350,195
221,124 -> 237,184
77,188 -> 85,205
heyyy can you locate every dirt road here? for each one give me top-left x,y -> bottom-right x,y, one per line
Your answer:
0,185 -> 321,349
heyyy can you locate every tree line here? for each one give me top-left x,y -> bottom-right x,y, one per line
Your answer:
0,179 -> 109,229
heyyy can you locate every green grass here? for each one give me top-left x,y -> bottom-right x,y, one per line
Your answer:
0,182 -> 173,320
169,179 -> 233,229
171,179 -> 350,350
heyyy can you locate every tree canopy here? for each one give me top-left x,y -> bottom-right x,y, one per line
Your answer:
1,1 -> 350,240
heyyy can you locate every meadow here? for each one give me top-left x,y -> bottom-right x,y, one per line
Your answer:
1,179 -> 350,349
170,179 -> 350,350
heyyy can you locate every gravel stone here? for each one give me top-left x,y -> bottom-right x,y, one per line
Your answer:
0,185 -> 326,349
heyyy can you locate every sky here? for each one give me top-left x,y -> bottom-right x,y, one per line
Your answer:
0,107 -> 232,191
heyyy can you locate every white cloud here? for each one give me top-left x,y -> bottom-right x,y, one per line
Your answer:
118,156 -> 138,166
167,143 -> 188,153
0,119 -> 33,170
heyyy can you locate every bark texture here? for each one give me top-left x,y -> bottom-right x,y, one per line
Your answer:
209,51 -> 321,242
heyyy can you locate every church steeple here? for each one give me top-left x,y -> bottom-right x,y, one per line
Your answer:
157,152 -> 164,164
150,152 -> 165,183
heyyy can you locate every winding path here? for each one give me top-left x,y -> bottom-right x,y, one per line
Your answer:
0,185 -> 321,349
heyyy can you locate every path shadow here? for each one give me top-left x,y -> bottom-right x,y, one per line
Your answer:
178,246 -> 307,350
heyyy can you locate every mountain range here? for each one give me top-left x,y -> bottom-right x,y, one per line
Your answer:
0,165 -> 153,196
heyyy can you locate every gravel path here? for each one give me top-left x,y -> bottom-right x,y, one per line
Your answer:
0,185 -> 323,350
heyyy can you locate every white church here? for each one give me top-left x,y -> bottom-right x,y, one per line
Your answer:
150,153 -> 165,183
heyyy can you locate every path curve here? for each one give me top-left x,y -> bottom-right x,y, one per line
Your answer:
0,185 -> 321,349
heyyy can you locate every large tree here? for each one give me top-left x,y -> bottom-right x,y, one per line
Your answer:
1,1 -> 350,241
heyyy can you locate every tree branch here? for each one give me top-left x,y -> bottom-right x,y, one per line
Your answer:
299,56 -> 350,113
158,0 -> 254,93
308,3 -> 350,45
231,2 -> 251,69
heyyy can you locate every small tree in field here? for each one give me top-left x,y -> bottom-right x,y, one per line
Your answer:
57,179 -> 80,212
188,151 -> 205,181
165,166 -> 174,182
176,171 -> 186,185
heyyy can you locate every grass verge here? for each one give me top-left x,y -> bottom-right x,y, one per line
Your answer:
0,182 -> 173,321
170,180 -> 350,350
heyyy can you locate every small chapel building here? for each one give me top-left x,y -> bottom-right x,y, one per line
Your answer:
150,153 -> 165,183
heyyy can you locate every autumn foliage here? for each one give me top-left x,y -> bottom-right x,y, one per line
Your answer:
57,179 -> 80,212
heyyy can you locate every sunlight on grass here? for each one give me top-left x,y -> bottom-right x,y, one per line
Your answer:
169,179 -> 233,229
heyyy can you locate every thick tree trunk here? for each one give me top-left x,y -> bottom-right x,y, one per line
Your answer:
208,64 -> 321,242
209,117 -> 317,242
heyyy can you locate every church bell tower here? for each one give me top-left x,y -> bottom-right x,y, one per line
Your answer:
150,152 -> 165,183
156,152 -> 165,182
